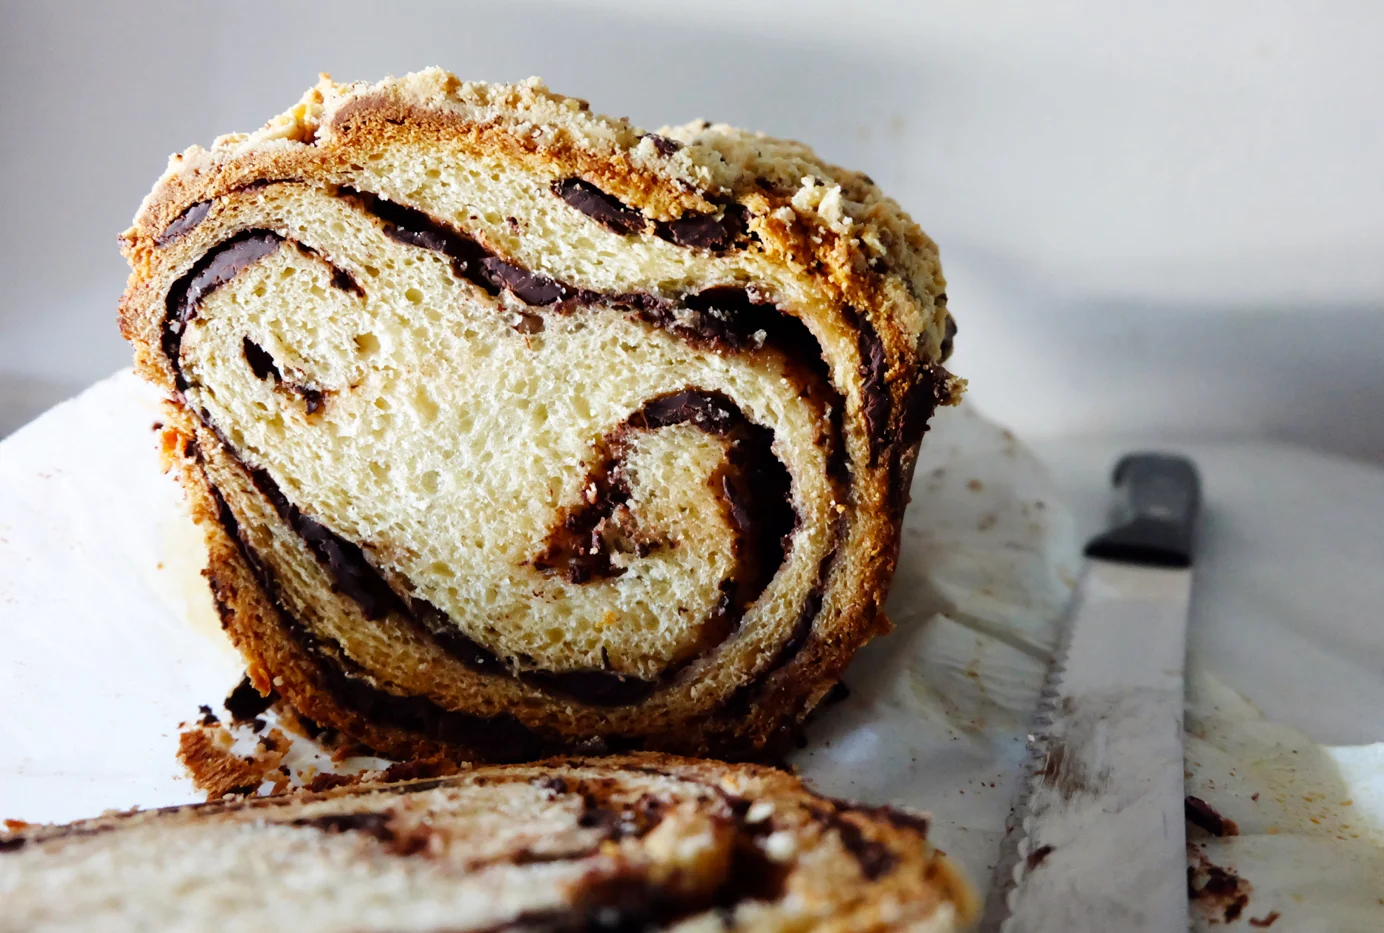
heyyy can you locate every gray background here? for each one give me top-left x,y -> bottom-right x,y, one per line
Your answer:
3,0 -> 1381,457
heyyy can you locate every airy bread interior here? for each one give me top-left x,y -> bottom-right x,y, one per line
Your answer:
183,177 -> 832,681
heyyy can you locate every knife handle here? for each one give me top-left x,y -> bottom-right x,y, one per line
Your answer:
1084,453 -> 1201,568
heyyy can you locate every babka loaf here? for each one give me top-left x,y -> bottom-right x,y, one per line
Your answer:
119,69 -> 960,761
0,755 -> 976,932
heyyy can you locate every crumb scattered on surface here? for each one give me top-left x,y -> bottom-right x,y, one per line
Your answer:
177,722 -> 289,799
1189,849 -> 1252,924
178,683 -> 463,801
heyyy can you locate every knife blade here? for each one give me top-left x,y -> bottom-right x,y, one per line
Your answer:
986,452 -> 1202,933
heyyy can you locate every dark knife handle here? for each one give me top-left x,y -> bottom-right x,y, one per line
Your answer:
1084,453 -> 1202,568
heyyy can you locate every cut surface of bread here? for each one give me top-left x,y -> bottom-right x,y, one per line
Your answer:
120,69 -> 960,760
0,755 -> 976,933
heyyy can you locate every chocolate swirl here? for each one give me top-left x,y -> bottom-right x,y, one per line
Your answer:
153,176 -> 941,761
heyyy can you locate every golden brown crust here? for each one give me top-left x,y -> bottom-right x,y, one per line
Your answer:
123,69 -> 960,763
120,70 -> 957,396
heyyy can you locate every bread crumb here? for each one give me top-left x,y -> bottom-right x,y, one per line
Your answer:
177,723 -> 289,799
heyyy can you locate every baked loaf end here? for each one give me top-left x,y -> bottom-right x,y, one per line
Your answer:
119,69 -> 961,761
0,755 -> 977,933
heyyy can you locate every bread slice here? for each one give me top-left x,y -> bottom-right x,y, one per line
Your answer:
119,69 -> 960,761
0,755 -> 975,932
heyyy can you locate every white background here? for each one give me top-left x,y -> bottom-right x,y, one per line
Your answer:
2,0 -> 1382,458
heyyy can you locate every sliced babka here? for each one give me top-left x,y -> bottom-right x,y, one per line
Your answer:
118,69 -> 960,761
0,755 -> 976,932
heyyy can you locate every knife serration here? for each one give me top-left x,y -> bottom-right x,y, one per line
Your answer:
987,560 -> 1193,933
981,584 -> 1078,933
985,453 -> 1201,933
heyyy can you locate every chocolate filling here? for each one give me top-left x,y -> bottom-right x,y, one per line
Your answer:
939,308 -> 956,361
836,800 -> 930,838
532,452 -> 631,585
292,241 -> 365,297
242,337 -> 280,382
717,512 -> 846,723
246,466 -> 407,621
886,363 -> 949,519
829,817 -> 895,881
474,876 -> 702,933
656,205 -> 748,252
155,199 -> 212,246
330,267 -> 364,296
899,363 -> 948,452
8,770 -> 903,902
221,437 -> 695,708
239,338 -> 329,414
230,446 -> 701,707
646,134 -> 682,156
468,794 -> 797,933
815,803 -> 905,881
293,385 -> 326,415
230,177 -> 304,194
305,639 -> 553,761
572,780 -> 668,841
536,389 -> 791,583
777,587 -> 827,665
409,600 -> 509,676
164,231 -> 284,390
525,668 -> 663,708
551,176 -> 747,253
646,285 -> 813,357
842,307 -> 891,465
483,257 -> 568,306
293,812 -> 390,836
323,194 -> 853,699
163,229 -> 368,398
341,187 -> 572,306
205,477 -> 555,762
552,179 -> 647,236
523,389 -> 792,705
224,675 -> 275,723
339,189 -> 828,395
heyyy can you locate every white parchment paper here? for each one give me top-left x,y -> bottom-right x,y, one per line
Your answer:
2,371 -> 1380,930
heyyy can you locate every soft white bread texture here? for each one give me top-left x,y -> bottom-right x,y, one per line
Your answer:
0,755 -> 977,933
119,69 -> 960,761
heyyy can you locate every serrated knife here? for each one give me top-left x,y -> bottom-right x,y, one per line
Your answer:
986,453 -> 1202,933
